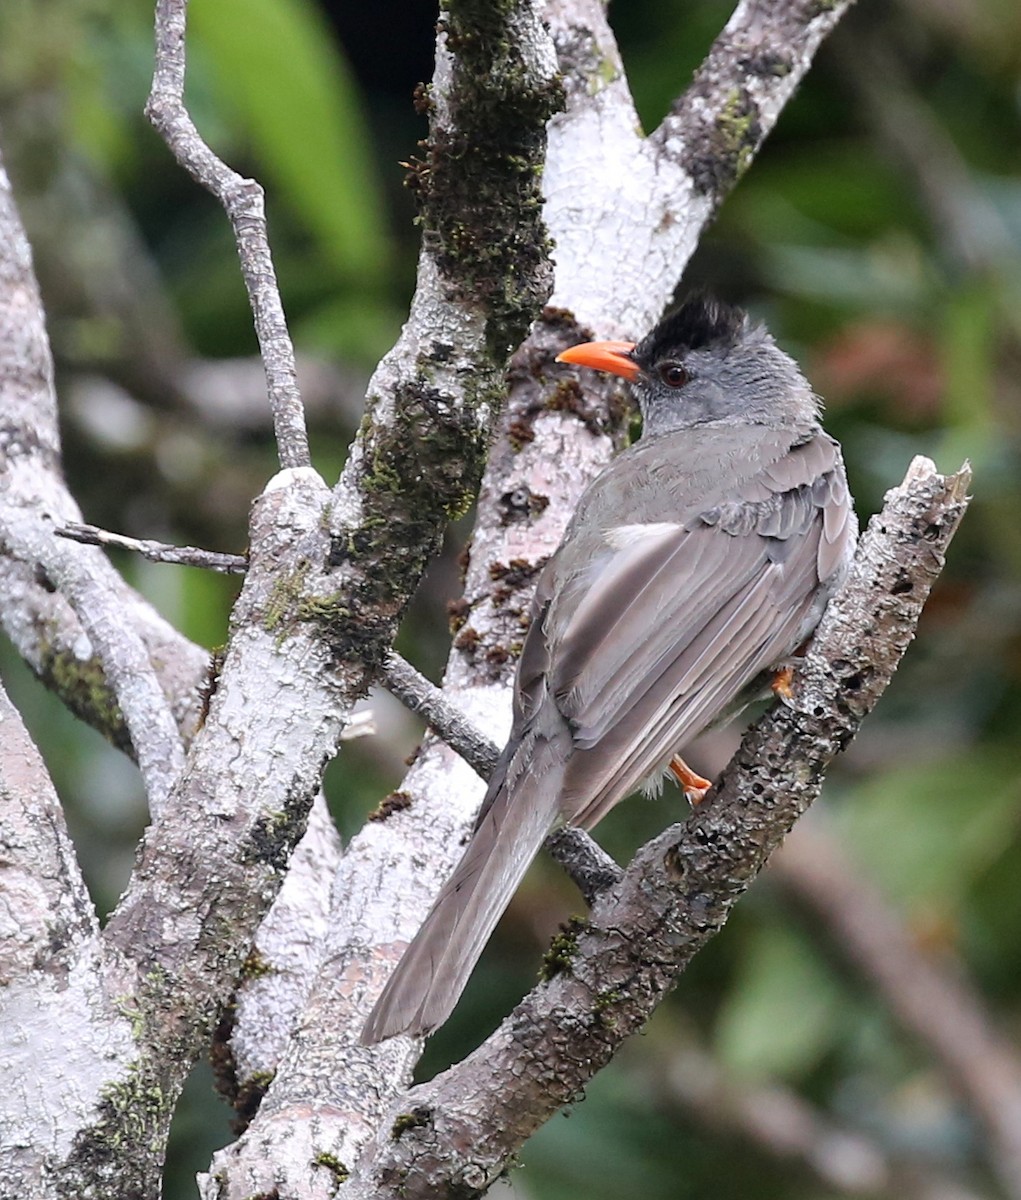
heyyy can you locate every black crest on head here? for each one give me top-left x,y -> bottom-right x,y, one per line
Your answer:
635,295 -> 748,365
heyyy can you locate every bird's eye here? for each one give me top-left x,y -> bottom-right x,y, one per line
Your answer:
658,362 -> 688,388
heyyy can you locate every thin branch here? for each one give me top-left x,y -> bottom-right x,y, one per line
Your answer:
357,457 -> 971,1197
383,652 -> 500,781
383,652 -> 621,904
145,0 -> 310,471
545,827 -> 623,905
57,521 -> 248,574
656,0 -> 859,215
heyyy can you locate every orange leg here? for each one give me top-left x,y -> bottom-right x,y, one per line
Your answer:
771,664 -> 796,702
669,755 -> 712,806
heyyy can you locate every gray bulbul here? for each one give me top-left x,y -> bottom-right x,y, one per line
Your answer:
362,296 -> 857,1044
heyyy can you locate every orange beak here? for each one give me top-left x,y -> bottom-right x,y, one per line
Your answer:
556,340 -> 639,381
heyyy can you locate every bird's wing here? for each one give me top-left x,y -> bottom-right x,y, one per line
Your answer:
550,433 -> 855,828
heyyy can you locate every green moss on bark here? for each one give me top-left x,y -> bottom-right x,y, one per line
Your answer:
413,1 -> 563,354
37,642 -> 129,751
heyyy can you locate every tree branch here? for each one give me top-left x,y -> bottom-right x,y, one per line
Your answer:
543,0 -> 858,336
382,652 -> 622,906
0,151 -> 209,752
356,457 -> 970,1197
223,792 -> 344,1111
382,652 -> 500,782
200,2 -> 566,1185
656,0 -> 858,210
0,681 -> 136,1190
146,0 -> 311,471
0,149 -> 188,808
57,522 -> 248,574
32,532 -> 186,813
0,684 -> 95,975
47,466 -> 352,1197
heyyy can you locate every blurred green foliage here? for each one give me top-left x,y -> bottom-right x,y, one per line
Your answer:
2,0 -> 1021,1196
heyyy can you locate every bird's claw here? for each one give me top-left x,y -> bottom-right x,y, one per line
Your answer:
771,664 -> 796,705
669,755 -> 712,806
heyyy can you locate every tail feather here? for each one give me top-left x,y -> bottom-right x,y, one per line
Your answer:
361,732 -> 566,1043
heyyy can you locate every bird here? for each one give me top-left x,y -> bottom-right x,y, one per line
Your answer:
361,295 -> 857,1044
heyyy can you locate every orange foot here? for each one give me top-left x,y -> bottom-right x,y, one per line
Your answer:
670,755 -> 712,806
771,664 -> 796,703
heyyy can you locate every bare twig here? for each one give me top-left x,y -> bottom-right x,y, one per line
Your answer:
545,827 -> 623,905
57,521 -> 248,574
340,710 -> 377,741
383,652 -> 500,781
145,0 -> 310,471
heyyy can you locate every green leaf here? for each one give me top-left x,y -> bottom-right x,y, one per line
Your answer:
715,922 -> 845,1081
189,0 -> 391,284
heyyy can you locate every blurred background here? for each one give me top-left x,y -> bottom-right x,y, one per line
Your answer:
1,1 -> 1020,1196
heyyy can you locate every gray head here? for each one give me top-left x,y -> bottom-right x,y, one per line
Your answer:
557,296 -> 820,439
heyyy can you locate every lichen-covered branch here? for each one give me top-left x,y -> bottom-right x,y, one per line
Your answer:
0,150 -> 209,752
0,683 -> 134,1195
50,467 -> 351,1198
353,458 -> 970,1197
0,150 -> 188,808
657,0 -> 858,211
324,1 -> 562,669
544,0 -> 858,335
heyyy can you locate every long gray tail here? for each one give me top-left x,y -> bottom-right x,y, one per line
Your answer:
361,732 -> 566,1043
